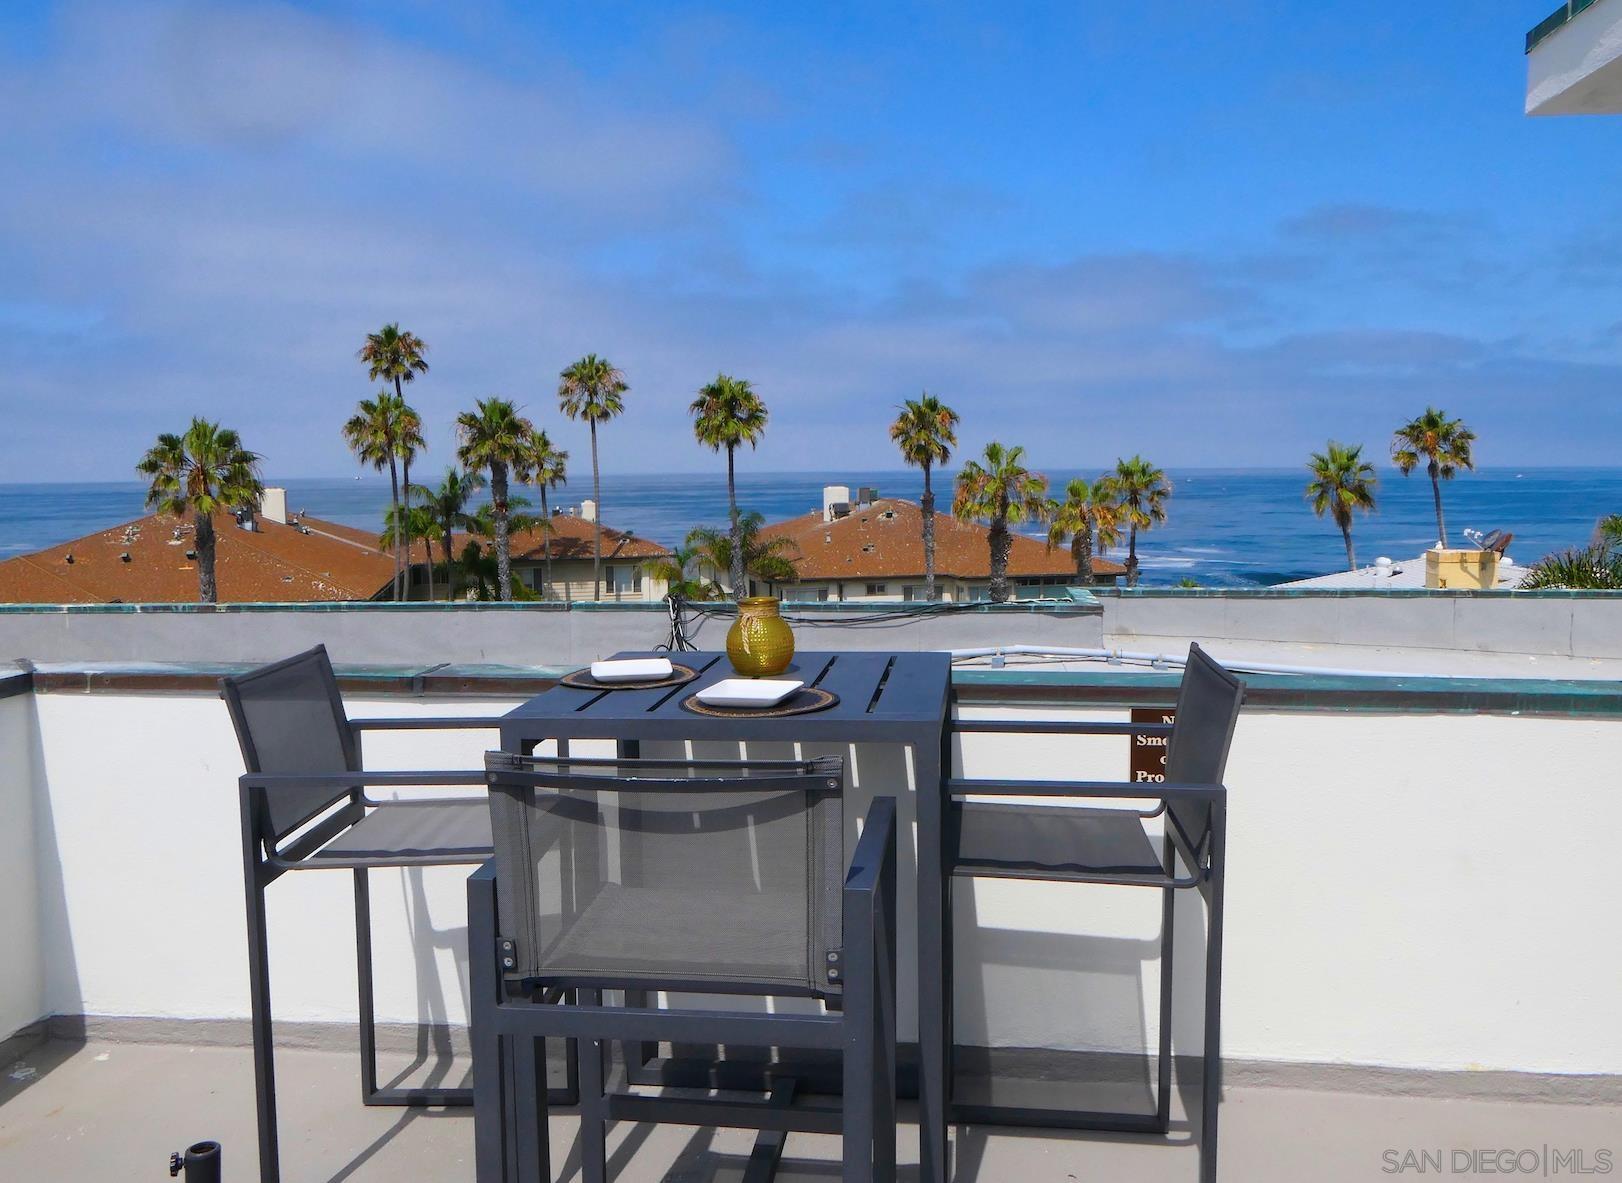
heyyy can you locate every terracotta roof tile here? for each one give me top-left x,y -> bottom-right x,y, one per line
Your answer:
759,498 -> 1125,582
460,513 -> 671,561
0,512 -> 397,603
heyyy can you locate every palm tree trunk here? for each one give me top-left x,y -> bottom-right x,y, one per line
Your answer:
195,510 -> 218,603
386,453 -> 402,600
1429,460 -> 1447,547
921,462 -> 936,601
727,444 -> 744,598
988,510 -> 1011,603
401,455 -> 414,600
492,463 -> 512,602
1072,526 -> 1094,587
590,423 -> 602,601
424,521 -> 436,601
1341,519 -> 1356,571
445,532 -> 459,602
1127,524 -> 1140,588
540,485 -> 553,599
394,375 -> 409,600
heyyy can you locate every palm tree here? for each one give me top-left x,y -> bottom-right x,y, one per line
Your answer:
685,512 -> 799,592
557,354 -> 627,600
690,374 -> 768,597
394,400 -> 425,598
455,398 -> 535,601
1391,407 -> 1476,548
358,324 -> 429,593
379,503 -> 438,600
889,394 -> 960,600
136,418 -> 264,604
640,542 -> 717,601
952,443 -> 1049,603
342,391 -> 415,598
1103,455 -> 1172,588
1046,477 -> 1122,587
523,429 -> 569,599
414,467 -> 483,601
1305,442 -> 1379,572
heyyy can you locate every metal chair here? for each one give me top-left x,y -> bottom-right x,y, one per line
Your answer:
945,642 -> 1244,1183
222,646 -> 572,1183
471,750 -> 899,1183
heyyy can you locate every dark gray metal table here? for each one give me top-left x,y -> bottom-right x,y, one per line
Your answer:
498,649 -> 953,1183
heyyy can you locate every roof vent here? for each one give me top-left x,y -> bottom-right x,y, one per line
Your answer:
120,552 -> 131,563
861,543 -> 875,554
879,510 -> 895,521
184,550 -> 197,560
64,552 -> 74,564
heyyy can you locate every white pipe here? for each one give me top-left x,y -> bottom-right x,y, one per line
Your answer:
947,643 -> 1442,679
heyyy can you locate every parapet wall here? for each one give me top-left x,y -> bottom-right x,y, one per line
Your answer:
0,600 -> 1104,667
1097,589 -> 1621,661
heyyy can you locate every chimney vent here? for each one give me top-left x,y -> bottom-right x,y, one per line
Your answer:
822,485 -> 852,523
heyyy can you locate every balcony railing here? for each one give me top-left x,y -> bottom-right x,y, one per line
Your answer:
1528,0 -> 1602,53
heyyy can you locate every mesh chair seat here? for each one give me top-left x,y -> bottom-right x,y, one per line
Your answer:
949,800 -> 1166,883
541,883 -> 811,989
312,800 -> 492,863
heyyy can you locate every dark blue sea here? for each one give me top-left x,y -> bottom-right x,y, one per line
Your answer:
1,468 -> 1616,588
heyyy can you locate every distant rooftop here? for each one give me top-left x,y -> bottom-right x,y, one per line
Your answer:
1277,552 -> 1529,591
0,509 -> 396,604
761,496 -> 1126,583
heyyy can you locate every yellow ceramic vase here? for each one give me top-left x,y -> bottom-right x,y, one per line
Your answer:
727,597 -> 795,677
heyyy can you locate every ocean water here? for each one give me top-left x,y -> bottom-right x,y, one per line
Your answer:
1,468 -> 1617,588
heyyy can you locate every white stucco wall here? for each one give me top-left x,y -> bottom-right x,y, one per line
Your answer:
1527,0 -> 1622,114
0,693 -> 44,1041
13,687 -> 1622,1078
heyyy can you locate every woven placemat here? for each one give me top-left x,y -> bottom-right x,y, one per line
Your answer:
679,687 -> 840,719
560,663 -> 701,692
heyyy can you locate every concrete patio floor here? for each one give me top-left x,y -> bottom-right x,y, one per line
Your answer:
2,1039 -> 1618,1182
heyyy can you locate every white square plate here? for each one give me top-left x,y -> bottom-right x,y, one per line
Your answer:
694,678 -> 804,708
590,657 -> 674,683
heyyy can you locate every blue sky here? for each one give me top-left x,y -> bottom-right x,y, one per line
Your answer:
0,1 -> 1617,481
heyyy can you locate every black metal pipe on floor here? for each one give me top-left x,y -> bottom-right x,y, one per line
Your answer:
168,1140 -> 221,1183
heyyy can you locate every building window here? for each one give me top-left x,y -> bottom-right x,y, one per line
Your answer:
785,586 -> 828,602
903,585 -> 924,601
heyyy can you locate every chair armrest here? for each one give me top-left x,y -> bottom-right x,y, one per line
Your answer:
951,719 -> 1174,738
241,770 -> 489,791
947,777 -> 1224,801
844,796 -> 898,894
350,716 -> 506,731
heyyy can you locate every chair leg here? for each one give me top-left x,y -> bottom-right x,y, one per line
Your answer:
577,988 -> 609,1183
469,871 -> 509,1183
243,869 -> 280,1183
1156,834 -> 1176,1132
354,867 -> 381,1102
914,736 -> 949,1183
1199,835 -> 1226,1183
875,846 -> 898,1181
843,901 -> 877,1182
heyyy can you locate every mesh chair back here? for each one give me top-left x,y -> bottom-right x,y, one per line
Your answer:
222,646 -> 359,843
1163,644 -> 1245,852
485,752 -> 846,998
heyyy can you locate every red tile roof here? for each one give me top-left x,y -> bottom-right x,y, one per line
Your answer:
759,498 -> 1126,582
0,512 -> 397,603
505,513 -> 670,561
